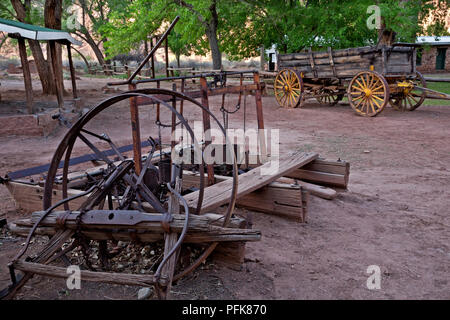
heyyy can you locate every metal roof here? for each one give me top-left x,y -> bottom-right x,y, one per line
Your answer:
417,36 -> 450,46
0,18 -> 82,45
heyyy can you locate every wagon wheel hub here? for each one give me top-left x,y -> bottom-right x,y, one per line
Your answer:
364,88 -> 372,97
283,84 -> 290,93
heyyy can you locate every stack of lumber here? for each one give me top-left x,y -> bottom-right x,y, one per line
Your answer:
5,154 -> 350,223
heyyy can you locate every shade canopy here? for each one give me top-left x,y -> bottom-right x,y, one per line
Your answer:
0,18 -> 82,45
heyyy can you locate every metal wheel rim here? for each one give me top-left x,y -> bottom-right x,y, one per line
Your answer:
42,88 -> 239,280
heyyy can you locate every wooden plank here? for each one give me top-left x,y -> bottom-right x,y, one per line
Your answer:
277,178 -> 337,200
212,241 -> 246,268
302,159 -> 350,176
5,181 -> 88,213
308,47 -> 318,78
247,157 -> 349,189
157,177 -> 181,299
285,169 -> 347,189
9,221 -> 260,243
18,37 -> 33,114
66,44 -> 78,99
29,210 -> 260,236
183,152 -> 318,213
237,184 -> 307,222
13,260 -> 157,287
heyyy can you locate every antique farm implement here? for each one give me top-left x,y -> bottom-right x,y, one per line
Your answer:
0,17 -> 352,300
275,44 -> 450,116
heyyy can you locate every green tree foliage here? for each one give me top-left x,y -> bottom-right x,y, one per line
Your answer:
240,0 -> 441,53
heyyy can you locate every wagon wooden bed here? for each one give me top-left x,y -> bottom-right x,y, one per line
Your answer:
274,44 -> 443,117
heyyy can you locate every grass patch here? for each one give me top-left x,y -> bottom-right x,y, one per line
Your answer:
423,81 -> 450,106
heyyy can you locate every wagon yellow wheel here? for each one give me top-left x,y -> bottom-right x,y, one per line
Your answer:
274,69 -> 303,108
347,71 -> 389,117
390,72 -> 427,111
315,88 -> 344,106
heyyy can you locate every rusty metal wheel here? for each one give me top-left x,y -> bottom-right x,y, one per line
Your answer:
390,71 -> 427,111
347,71 -> 389,117
41,88 -> 238,282
274,69 -> 304,108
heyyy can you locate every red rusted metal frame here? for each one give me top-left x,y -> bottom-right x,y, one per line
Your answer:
200,77 -> 215,186
253,72 -> 266,163
128,83 -> 142,174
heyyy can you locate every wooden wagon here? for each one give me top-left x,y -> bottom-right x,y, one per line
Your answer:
274,44 -> 440,116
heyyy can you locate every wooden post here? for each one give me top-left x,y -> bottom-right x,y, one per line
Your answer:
48,40 -> 64,109
17,37 -> 33,114
200,77 -> 215,186
66,44 -> 78,99
128,83 -> 142,174
253,72 -> 267,164
150,38 -> 155,78
171,83 -> 177,150
157,176 -> 181,299
165,37 -> 169,77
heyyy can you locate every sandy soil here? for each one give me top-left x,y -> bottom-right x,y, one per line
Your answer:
0,77 -> 449,300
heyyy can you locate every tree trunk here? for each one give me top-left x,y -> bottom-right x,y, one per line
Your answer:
11,0 -> 56,95
77,29 -> 108,74
206,1 -> 222,70
44,0 -> 66,95
71,46 -> 90,72
205,27 -> 221,70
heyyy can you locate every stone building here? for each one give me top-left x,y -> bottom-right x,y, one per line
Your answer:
416,36 -> 450,73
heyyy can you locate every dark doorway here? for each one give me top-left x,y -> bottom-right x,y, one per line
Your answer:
268,53 -> 275,71
436,48 -> 447,70
416,48 -> 423,66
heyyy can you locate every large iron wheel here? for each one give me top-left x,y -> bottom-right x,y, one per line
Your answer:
40,88 -> 238,282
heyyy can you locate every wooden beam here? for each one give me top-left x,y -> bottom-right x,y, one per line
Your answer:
183,152 -> 318,213
48,40 -> 64,109
128,83 -> 142,174
66,44 -> 77,99
183,171 -> 308,220
23,211 -> 261,243
9,220 -> 259,243
157,177 -> 181,299
5,181 -> 87,213
165,37 -> 169,78
253,72 -> 266,164
17,37 -> 33,114
200,76 -> 215,186
13,260 -> 157,287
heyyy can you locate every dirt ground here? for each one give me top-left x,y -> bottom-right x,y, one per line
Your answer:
0,76 -> 449,300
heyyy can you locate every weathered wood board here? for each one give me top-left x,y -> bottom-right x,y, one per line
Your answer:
183,151 -> 319,213
278,45 -> 415,79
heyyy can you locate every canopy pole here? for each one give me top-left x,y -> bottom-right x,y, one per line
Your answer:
66,44 -> 78,99
48,40 -> 64,109
17,37 -> 33,114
